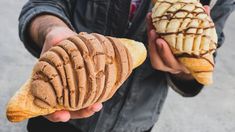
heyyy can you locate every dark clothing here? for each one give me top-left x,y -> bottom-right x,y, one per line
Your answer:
27,116 -> 80,132
19,0 -> 234,132
27,116 -> 153,132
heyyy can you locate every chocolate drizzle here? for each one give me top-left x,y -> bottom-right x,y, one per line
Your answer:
151,0 -> 218,79
175,53 -> 214,68
157,25 -> 215,36
152,0 -> 217,55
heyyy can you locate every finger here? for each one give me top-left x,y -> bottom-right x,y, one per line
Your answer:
41,41 -> 51,56
146,12 -> 155,32
44,110 -> 70,122
70,103 -> 102,119
40,27 -> 76,56
156,39 -> 187,74
148,29 -> 157,45
156,39 -> 181,68
70,108 -> 95,119
203,5 -> 211,15
148,35 -> 172,71
87,103 -> 103,112
156,39 -> 190,74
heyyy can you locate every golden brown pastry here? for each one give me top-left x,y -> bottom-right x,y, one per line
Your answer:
151,0 -> 218,85
6,32 -> 147,122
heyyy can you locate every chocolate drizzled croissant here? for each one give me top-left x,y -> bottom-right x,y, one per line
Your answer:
6,32 -> 147,122
151,0 -> 218,85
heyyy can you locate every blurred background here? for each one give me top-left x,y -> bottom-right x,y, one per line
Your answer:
0,1 -> 234,132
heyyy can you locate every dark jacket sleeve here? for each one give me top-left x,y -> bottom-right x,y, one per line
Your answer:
168,0 -> 235,97
166,74 -> 204,97
19,0 -> 75,58
211,0 -> 235,48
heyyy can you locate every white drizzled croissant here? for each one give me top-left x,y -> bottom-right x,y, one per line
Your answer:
151,0 -> 218,85
6,32 -> 147,122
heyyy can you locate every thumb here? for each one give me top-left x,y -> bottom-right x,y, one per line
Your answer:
203,5 -> 211,15
40,27 -> 76,56
44,110 -> 71,122
146,12 -> 155,33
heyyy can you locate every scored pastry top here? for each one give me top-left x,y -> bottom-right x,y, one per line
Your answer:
152,0 -> 218,56
6,33 -> 146,123
31,32 -> 133,110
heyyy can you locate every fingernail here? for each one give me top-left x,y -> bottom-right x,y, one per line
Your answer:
172,71 -> 181,74
61,112 -> 71,122
55,111 -> 70,122
92,104 -> 103,112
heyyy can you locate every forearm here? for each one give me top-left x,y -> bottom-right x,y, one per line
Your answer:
29,15 -> 69,48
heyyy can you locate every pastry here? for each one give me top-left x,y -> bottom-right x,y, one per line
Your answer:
151,0 -> 218,85
6,32 -> 147,122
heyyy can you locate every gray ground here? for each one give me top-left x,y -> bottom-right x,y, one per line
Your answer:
0,1 -> 234,132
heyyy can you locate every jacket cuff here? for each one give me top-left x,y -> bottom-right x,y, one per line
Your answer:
19,4 -> 74,58
166,73 -> 204,97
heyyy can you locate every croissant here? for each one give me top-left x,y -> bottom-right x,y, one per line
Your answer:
151,0 -> 218,85
6,32 -> 147,122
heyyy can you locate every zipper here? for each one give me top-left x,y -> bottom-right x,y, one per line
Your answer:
127,0 -> 144,29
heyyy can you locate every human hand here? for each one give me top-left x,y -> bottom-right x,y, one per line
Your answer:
146,6 -> 210,79
146,13 -> 190,75
40,26 -> 103,122
40,26 -> 76,56
44,103 -> 103,122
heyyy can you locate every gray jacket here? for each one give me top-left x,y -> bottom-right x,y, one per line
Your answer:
19,0 -> 234,132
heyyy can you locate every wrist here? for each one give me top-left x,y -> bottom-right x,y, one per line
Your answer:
29,15 -> 69,48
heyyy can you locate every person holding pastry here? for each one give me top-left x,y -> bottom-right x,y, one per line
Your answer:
7,0 -> 234,132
